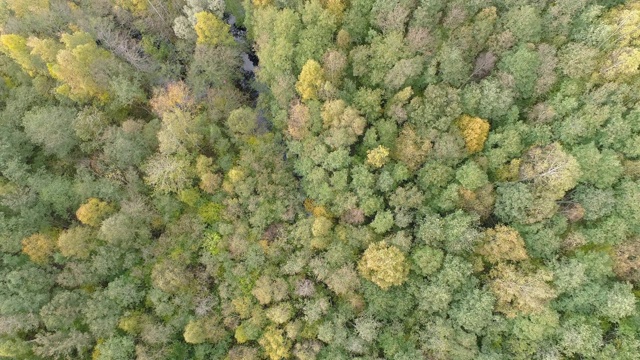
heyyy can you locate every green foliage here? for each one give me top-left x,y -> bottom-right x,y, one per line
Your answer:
93,336 -> 135,360
1,1 -> 640,359
22,106 -> 78,157
499,45 -> 540,99
411,246 -> 444,276
456,161 -> 488,191
369,210 -> 393,234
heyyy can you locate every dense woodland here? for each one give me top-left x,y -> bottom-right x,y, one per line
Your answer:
1,0 -> 640,359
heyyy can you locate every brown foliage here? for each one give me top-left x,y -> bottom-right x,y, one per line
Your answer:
394,125 -> 432,170
150,81 -> 195,117
472,52 -> 497,80
613,239 -> 640,283
459,184 -> 495,219
287,101 -> 311,140
477,225 -> 528,264
341,208 -> 365,225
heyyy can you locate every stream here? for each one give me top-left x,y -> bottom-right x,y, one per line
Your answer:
224,14 -> 260,104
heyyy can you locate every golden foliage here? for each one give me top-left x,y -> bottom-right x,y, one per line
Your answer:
458,184 -> 495,219
48,32 -> 114,103
296,59 -> 325,101
600,3 -> 640,81
366,145 -> 390,168
115,0 -> 148,14
518,143 -> 581,200
199,172 -> 222,194
312,216 -> 332,237
252,0 -> 274,7
22,233 -> 56,264
304,198 -> 331,218
184,316 -> 226,344
322,0 -> 346,20
477,225 -> 528,264
259,326 -> 290,360
495,158 -> 521,182
150,81 -> 194,117
6,0 -> 49,17
358,242 -> 409,290
457,114 -> 490,154
76,198 -> 114,227
336,29 -> 351,49
320,99 -> 366,148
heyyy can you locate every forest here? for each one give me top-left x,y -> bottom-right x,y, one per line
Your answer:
1,0 -> 640,359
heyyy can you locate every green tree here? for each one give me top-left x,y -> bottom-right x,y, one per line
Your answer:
499,45 -> 540,99
144,154 -> 194,193
504,5 -> 542,43
57,226 -> 96,259
22,106 -> 78,157
93,336 -> 135,360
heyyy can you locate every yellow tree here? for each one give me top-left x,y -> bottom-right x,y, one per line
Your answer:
253,0 -> 274,7
295,59 -> 325,101
183,316 -> 226,344
0,34 -> 46,76
22,233 -> 56,264
149,81 -> 195,117
287,101 -> 311,140
394,125 -> 431,170
366,145 -> 390,168
76,198 -> 115,227
259,326 -> 290,360
320,99 -> 366,148
57,226 -> 96,259
115,0 -> 148,14
194,12 -> 235,46
600,3 -> 640,81
358,242 -> 409,290
5,0 -> 49,17
456,114 -> 490,154
48,32 -> 118,103
27,37 -> 61,64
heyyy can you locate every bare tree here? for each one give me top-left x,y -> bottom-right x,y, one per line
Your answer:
94,24 -> 156,73
471,51 -> 498,80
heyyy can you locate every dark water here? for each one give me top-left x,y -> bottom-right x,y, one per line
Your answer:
224,13 -> 259,103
